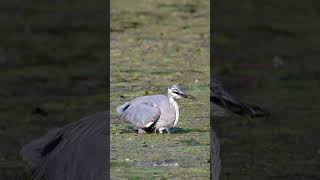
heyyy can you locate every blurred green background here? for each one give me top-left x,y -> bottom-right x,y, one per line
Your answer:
110,0 -> 210,179
0,0 -> 106,179
213,0 -> 320,179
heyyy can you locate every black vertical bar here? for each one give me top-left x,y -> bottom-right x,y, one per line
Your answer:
106,0 -> 110,179
210,0 -> 222,179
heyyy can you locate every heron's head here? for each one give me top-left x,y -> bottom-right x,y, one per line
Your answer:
168,85 -> 193,99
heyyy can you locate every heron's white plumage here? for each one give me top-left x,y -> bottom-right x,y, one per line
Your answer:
169,96 -> 179,127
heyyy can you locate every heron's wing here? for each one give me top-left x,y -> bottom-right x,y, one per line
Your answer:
20,111 -> 109,180
121,102 -> 161,128
212,78 -> 269,118
116,101 -> 130,115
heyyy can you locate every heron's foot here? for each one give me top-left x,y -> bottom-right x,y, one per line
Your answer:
158,127 -> 165,134
156,128 -> 170,134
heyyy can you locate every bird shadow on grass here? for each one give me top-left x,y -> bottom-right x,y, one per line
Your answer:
118,127 -> 208,134
169,127 -> 209,134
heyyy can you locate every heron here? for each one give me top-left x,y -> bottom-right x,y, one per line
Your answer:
211,77 -> 269,118
20,111 -> 109,180
210,77 -> 270,180
116,85 -> 192,134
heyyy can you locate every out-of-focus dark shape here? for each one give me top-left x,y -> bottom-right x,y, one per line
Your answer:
211,77 -> 270,118
210,128 -> 221,180
20,111 -> 109,180
210,77 -> 270,179
32,107 -> 48,117
272,56 -> 286,69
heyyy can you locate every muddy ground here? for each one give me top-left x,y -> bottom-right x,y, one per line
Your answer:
110,0 -> 210,179
213,0 -> 320,179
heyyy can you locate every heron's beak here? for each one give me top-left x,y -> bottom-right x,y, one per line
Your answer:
174,89 -> 194,99
181,93 -> 194,99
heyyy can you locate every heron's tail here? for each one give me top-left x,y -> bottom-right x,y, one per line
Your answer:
116,102 -> 130,115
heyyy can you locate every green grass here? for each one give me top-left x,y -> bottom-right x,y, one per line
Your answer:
110,0 -> 210,179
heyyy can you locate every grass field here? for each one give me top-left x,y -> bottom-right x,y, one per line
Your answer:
110,0 -> 210,179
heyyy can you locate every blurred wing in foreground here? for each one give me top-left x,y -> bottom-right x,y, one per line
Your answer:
21,111 -> 109,180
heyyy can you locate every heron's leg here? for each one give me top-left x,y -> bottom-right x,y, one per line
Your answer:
158,127 -> 165,134
165,129 -> 171,134
154,128 -> 157,133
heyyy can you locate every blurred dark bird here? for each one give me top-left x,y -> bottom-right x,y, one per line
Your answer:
21,111 -> 109,180
210,128 -> 221,180
211,77 -> 269,118
210,77 -> 269,180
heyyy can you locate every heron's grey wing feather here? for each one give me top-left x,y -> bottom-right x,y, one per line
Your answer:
121,102 -> 160,128
20,111 -> 109,180
116,102 -> 130,115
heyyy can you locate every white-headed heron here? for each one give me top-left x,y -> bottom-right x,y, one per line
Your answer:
116,85 -> 192,134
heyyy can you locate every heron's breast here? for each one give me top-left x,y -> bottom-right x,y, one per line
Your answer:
157,103 -> 176,123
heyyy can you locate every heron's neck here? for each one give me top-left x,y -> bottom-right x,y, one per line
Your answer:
167,93 -> 175,103
167,93 -> 179,127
